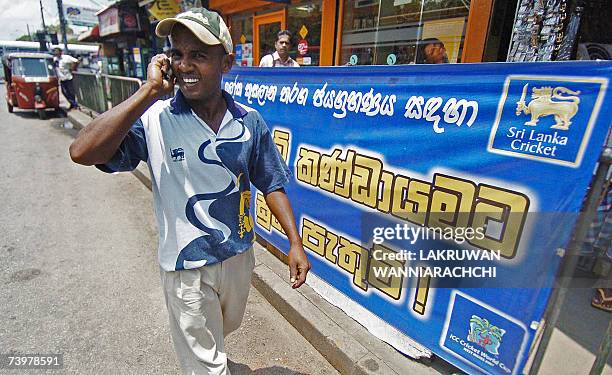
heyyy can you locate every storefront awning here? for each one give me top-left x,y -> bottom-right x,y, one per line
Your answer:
209,0 -> 281,15
77,25 -> 100,42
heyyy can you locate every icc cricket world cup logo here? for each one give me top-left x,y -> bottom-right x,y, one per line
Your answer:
515,84 -> 581,130
468,315 -> 505,356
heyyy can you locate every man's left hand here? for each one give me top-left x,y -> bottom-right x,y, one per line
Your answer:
288,244 -> 310,289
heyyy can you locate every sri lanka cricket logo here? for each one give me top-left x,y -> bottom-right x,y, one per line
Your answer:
468,315 -> 505,355
515,84 -> 581,130
488,75 -> 608,167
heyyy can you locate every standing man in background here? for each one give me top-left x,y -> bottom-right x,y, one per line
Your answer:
53,47 -> 79,110
259,30 -> 300,67
69,8 -> 310,375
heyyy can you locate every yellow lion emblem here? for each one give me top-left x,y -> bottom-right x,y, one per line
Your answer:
515,84 -> 581,130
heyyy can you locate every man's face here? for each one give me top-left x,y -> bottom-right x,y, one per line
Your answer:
169,25 -> 233,102
53,49 -> 62,57
275,35 -> 291,59
424,43 -> 447,64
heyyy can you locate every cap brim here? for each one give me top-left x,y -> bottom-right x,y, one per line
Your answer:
156,18 -> 222,48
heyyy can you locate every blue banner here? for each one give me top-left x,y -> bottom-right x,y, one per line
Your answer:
223,62 -> 611,375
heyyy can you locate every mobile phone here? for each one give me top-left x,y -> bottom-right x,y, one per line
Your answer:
162,58 -> 173,81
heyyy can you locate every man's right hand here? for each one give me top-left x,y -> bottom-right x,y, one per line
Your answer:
146,54 -> 175,98
70,54 -> 175,166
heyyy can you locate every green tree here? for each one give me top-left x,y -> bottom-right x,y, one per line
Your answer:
16,34 -> 33,41
47,24 -> 74,36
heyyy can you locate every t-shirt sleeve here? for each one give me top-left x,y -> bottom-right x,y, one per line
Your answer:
96,119 -> 148,173
249,113 -> 291,194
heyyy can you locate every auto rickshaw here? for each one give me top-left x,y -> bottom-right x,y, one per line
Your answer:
3,52 -> 60,119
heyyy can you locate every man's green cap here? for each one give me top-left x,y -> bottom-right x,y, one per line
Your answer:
156,8 -> 233,54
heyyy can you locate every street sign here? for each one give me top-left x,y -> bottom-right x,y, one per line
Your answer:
63,3 -> 100,27
148,0 -> 180,21
299,25 -> 308,39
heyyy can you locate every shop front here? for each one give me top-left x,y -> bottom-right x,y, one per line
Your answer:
211,0 -> 513,66
215,0 -> 332,67
97,0 -> 154,78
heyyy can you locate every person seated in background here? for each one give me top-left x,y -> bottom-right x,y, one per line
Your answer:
416,38 -> 449,64
259,30 -> 300,67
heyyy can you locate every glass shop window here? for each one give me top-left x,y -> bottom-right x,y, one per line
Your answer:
230,14 -> 254,66
340,0 -> 471,66
288,0 -> 323,66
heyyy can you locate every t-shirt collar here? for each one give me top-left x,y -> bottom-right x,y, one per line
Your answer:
170,89 -> 248,119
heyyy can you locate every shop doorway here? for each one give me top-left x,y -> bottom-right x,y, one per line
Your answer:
253,10 -> 287,66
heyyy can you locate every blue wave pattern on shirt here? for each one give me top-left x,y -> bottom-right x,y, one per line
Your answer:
178,120 -> 252,270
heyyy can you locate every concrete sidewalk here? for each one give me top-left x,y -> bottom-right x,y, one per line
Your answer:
67,109 -> 460,375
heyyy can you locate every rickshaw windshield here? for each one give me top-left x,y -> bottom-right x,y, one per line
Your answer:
11,58 -> 56,77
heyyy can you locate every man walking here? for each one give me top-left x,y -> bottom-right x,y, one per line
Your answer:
69,8 -> 310,375
259,30 -> 300,67
53,47 -> 79,109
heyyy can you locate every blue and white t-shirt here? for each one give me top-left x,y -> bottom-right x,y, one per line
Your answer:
97,90 -> 290,271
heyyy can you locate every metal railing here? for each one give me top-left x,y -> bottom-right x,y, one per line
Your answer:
73,72 -> 107,114
73,72 -> 143,115
103,74 -> 142,108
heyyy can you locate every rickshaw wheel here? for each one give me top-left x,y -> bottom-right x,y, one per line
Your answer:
37,109 -> 47,120
7,102 -> 13,113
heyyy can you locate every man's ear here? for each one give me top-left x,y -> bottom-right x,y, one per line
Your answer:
222,53 -> 235,73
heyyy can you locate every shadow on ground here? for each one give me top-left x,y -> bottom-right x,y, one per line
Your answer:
556,269 -> 611,365
7,109 -> 66,120
229,360 -> 310,375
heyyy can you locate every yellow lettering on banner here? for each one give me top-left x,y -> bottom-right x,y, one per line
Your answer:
324,230 -> 338,264
294,145 -> 530,260
429,174 -> 476,230
255,192 -> 272,231
337,237 -> 369,291
406,179 -> 432,226
319,149 -> 354,198
376,171 -> 394,213
296,147 -> 321,186
302,218 -> 327,257
391,174 -> 410,220
300,216 -> 413,299
469,185 -> 529,258
413,274 -> 430,315
391,176 -> 432,226
351,154 -> 383,208
367,244 -> 404,300
273,129 -> 291,163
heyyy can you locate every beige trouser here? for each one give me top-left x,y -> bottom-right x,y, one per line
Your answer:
160,248 -> 255,375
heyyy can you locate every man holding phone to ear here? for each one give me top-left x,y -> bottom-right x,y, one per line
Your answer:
69,8 -> 310,375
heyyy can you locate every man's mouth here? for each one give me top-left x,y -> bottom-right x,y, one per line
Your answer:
180,74 -> 201,87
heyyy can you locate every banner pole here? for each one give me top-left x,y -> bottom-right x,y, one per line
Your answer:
528,147 -> 612,375
590,318 -> 612,375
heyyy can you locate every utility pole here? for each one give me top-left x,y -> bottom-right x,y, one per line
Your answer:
26,24 -> 32,40
39,0 -> 47,31
56,0 -> 69,51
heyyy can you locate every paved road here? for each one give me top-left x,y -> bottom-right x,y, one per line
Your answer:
0,84 -> 338,375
